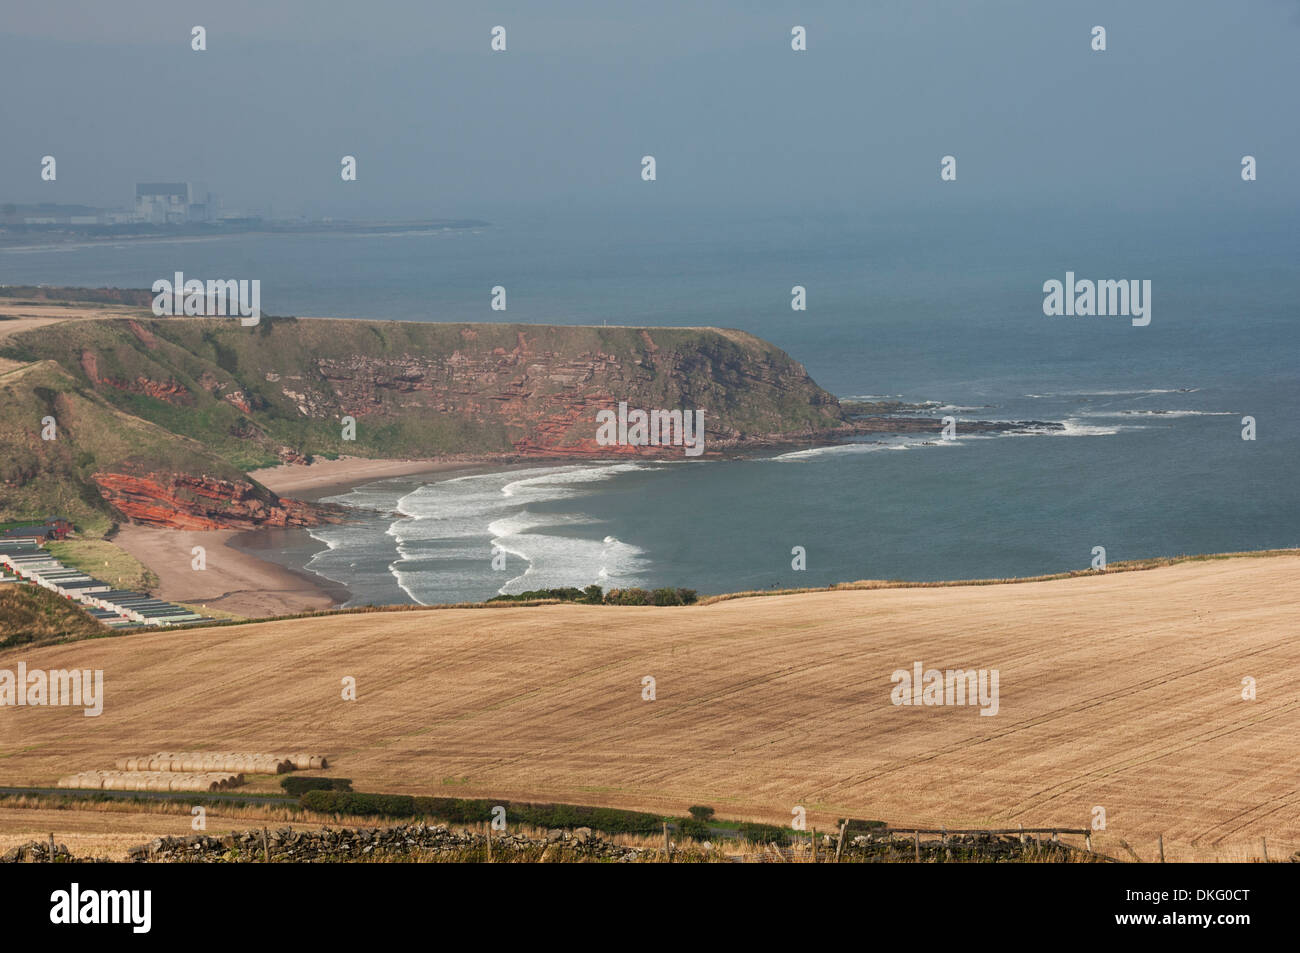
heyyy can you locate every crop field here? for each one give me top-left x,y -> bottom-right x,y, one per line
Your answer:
2,552 -> 1297,861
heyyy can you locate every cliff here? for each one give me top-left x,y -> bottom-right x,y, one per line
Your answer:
0,360 -> 336,534
0,315 -> 853,530
92,472 -> 337,531
3,316 -> 852,468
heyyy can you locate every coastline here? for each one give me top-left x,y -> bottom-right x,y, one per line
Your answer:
105,457 -> 530,619
233,456 -> 518,613
248,456 -> 488,498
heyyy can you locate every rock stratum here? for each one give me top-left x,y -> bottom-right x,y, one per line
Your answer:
91,472 -> 337,531
0,315 -> 854,531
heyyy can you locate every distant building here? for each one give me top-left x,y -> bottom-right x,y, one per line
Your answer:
135,183 -> 191,224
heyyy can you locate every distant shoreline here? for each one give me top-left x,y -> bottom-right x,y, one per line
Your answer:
0,219 -> 490,252
249,456 -> 500,498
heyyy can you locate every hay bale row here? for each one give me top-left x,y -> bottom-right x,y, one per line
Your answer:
115,752 -> 297,774
58,770 -> 244,792
270,752 -> 328,770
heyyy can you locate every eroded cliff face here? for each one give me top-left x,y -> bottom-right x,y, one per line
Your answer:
3,318 -> 853,529
92,472 -> 340,530
293,326 -> 847,455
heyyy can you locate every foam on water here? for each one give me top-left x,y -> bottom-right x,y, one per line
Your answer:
1078,409 -> 1234,419
312,463 -> 659,605
1023,388 -> 1200,398
772,435 -> 961,461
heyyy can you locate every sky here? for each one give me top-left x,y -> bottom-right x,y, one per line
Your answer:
2,0 -> 1298,219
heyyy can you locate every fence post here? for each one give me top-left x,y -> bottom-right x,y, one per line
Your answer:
1085,829 -> 1092,853
1157,833 -> 1165,863
662,821 -> 671,863
914,831 -> 920,862
486,823 -> 493,864
1261,837 -> 1268,863
811,827 -> 818,863
261,827 -> 270,863
48,833 -> 55,863
835,820 -> 847,863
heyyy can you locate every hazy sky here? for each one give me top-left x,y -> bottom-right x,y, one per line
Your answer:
3,0 -> 1297,218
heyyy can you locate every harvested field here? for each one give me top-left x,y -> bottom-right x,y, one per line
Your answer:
3,552 -> 1298,862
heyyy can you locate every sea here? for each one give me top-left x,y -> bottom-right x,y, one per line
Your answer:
4,204 -> 1297,605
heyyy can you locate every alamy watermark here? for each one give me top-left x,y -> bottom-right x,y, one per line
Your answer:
50,883 -> 150,933
1042,272 -> 1150,327
151,272 -> 261,326
890,661 -> 999,716
596,401 -> 705,457
0,663 -> 103,716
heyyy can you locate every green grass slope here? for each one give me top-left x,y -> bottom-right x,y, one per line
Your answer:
0,360 -> 252,532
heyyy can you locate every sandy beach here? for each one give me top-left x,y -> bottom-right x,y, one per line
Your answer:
109,458 -> 511,619
249,455 -> 502,497
112,525 -> 342,619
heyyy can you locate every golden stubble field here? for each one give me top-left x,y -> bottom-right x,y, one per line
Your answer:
3,553 -> 1298,861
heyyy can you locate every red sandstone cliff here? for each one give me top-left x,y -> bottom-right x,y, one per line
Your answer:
92,472 -> 341,531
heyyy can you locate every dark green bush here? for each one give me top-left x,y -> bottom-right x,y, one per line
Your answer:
281,776 -> 352,796
687,805 -> 715,822
483,585 -> 697,607
302,790 -> 663,835
677,818 -> 711,841
411,797 -> 493,823
738,822 -> 790,847
604,588 -> 650,605
300,790 -> 415,817
486,587 -> 586,603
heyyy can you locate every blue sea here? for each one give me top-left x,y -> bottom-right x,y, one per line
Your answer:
4,204 -> 1297,604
